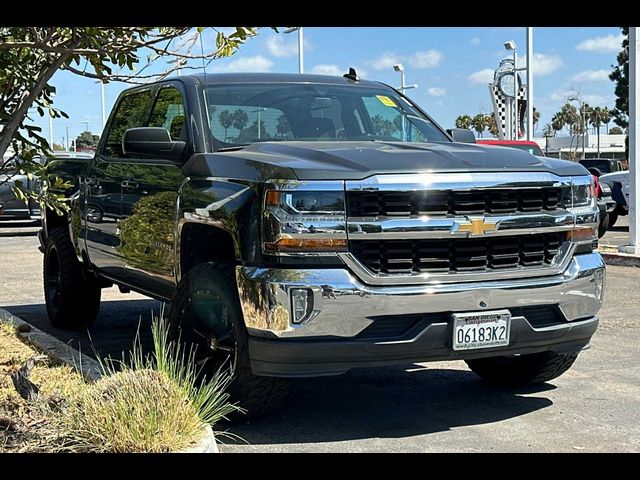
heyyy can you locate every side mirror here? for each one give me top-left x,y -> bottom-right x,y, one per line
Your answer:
122,127 -> 186,161
447,128 -> 477,144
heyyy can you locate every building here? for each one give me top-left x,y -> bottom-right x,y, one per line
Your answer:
533,133 -> 626,160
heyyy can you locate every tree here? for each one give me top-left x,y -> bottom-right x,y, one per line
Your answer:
471,114 -> 485,138
218,110 -> 234,142
484,114 -> 499,137
542,123 -> 555,138
232,109 -> 249,137
601,106 -> 612,133
532,107 -> 541,135
610,126 -> 624,135
276,114 -> 292,139
589,106 -> 611,156
74,130 -> 100,150
455,115 -> 472,129
371,115 -> 396,137
609,27 -> 629,128
0,27 -> 261,212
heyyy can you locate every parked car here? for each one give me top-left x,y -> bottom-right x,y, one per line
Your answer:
593,175 -> 617,237
599,169 -> 629,227
1,152 -> 94,221
578,158 -> 625,177
1,156 -> 42,220
40,73 -> 604,417
476,139 -> 545,156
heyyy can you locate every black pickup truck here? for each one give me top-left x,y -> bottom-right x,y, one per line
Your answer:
40,73 -> 605,416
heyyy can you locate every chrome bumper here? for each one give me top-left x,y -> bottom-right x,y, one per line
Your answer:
236,252 -> 605,339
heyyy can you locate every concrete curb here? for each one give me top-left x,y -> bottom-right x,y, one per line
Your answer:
600,251 -> 640,268
0,307 -> 219,453
0,228 -> 39,237
0,307 -> 102,381
176,424 -> 219,453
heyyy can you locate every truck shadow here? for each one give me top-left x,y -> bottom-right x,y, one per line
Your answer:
226,368 -> 555,444
5,300 -> 555,443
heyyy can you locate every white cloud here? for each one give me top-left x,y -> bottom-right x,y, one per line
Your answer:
408,49 -> 443,69
519,53 -> 563,76
427,87 -> 446,97
369,51 -> 402,70
369,49 -> 443,70
264,36 -> 298,58
216,55 -> 273,73
571,69 -> 611,82
470,37 -> 481,45
576,34 -> 624,53
468,68 -> 494,84
311,64 -> 343,76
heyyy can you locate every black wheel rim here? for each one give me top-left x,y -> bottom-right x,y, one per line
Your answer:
179,288 -> 237,378
45,247 -> 61,310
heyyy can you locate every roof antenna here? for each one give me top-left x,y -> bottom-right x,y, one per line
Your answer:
343,67 -> 359,82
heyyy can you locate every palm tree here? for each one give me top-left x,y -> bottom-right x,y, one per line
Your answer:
218,110 -> 234,142
484,113 -> 499,137
276,114 -> 291,139
589,106 -> 610,157
542,123 -> 555,155
455,115 -> 473,130
601,107 -> 612,133
532,107 -> 541,136
232,109 -> 249,140
471,113 -> 485,138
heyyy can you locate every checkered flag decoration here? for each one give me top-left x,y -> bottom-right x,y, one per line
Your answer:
489,84 -> 527,140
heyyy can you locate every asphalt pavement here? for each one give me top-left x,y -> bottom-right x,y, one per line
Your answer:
1,233 -> 639,452
600,214 -> 630,249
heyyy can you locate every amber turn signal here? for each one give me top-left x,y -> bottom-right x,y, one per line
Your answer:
567,226 -> 596,242
264,237 -> 347,252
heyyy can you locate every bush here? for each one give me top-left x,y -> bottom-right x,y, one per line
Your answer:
54,316 -> 238,452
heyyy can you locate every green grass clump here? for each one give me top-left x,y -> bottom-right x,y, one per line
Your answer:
55,316 -> 238,452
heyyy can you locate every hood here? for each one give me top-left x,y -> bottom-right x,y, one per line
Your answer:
599,170 -> 628,183
185,141 -> 590,181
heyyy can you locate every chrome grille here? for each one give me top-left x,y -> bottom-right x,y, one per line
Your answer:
346,187 -> 567,217
349,232 -> 565,275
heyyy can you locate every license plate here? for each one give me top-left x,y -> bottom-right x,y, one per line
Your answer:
452,310 -> 511,351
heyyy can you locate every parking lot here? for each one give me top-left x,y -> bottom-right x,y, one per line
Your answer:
1,229 -> 639,452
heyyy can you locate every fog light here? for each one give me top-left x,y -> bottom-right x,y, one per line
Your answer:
291,288 -> 313,324
594,269 -> 605,303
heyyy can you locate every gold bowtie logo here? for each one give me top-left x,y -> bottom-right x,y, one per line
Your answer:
455,218 -> 499,236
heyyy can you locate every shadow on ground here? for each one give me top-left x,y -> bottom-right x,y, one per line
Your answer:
5,299 -> 555,445
5,299 -> 162,361
226,367 -> 555,445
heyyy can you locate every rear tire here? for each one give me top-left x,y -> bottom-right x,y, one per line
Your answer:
168,262 -> 291,419
43,227 -> 101,329
465,351 -> 579,387
608,211 -> 618,229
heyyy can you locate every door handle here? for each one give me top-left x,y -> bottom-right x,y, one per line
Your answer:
121,179 -> 139,190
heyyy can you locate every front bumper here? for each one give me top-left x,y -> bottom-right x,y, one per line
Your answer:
237,252 -> 605,377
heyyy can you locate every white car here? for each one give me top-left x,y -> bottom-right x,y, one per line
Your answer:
599,170 -> 629,227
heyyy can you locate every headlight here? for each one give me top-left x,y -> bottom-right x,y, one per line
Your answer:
262,181 -> 347,255
567,176 -> 598,252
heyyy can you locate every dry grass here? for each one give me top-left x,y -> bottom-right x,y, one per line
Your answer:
0,319 -> 84,452
1,314 -> 238,453
50,316 -> 239,452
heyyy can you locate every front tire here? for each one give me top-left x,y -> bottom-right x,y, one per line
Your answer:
168,262 -> 291,419
598,212 -> 609,238
43,227 -> 101,329
608,211 -> 618,229
465,351 -> 579,387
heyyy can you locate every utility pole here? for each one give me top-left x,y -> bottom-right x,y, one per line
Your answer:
66,126 -> 70,151
48,115 -> 53,149
283,27 -> 304,74
101,82 -> 106,130
620,26 -> 640,255
526,28 -> 533,141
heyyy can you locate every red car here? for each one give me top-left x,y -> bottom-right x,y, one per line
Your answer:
477,139 -> 545,157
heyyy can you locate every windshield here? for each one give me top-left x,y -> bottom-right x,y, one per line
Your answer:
203,83 -> 449,150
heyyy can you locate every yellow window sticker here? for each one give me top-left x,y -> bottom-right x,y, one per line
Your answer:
376,95 -> 397,107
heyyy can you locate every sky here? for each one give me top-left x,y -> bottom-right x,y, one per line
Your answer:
33,26 -> 624,146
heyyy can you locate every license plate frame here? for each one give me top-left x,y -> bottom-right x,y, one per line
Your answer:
452,309 -> 511,351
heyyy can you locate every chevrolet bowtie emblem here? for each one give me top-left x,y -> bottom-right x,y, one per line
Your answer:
454,218 -> 499,236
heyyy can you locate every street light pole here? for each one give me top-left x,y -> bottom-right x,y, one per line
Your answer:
513,47 -> 518,140
101,82 -> 106,130
283,27 -> 304,74
620,27 -> 640,255
526,28 -> 534,141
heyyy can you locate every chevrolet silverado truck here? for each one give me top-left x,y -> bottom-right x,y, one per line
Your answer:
39,73 -> 605,416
